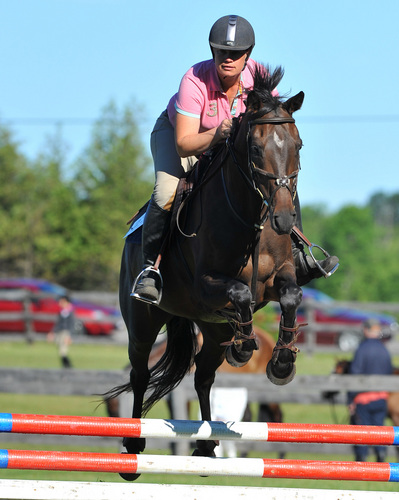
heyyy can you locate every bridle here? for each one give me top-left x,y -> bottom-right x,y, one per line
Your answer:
176,108 -> 301,238
225,110 -> 300,231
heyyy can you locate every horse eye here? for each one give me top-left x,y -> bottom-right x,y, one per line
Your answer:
251,144 -> 263,158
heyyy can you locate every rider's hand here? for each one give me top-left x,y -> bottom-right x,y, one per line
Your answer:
216,119 -> 233,141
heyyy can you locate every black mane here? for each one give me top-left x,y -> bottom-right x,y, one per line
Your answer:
247,63 -> 284,113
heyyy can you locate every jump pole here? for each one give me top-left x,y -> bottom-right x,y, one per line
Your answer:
0,480 -> 398,500
1,449 -> 399,482
1,413 -> 399,446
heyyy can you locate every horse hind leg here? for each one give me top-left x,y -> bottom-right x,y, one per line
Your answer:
267,282 -> 302,385
192,322 -> 232,458
118,303 -> 169,481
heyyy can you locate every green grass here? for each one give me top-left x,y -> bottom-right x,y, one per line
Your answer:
0,340 -> 398,492
0,339 -> 129,370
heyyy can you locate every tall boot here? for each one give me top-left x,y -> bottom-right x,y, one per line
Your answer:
292,237 -> 339,286
131,198 -> 171,304
291,195 -> 339,286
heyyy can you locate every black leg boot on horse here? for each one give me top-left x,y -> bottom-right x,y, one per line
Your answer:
291,196 -> 339,286
130,197 -> 171,305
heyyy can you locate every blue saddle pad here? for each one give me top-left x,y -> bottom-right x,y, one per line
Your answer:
124,208 -> 146,244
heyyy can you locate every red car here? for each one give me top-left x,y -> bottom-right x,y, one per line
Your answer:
0,278 -> 122,336
286,287 -> 398,351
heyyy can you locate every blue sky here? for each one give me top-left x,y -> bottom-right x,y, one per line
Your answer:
1,0 -> 398,211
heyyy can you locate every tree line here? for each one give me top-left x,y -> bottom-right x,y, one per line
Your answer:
1,101 -> 399,301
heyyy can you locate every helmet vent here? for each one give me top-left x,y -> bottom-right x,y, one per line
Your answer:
226,15 -> 237,46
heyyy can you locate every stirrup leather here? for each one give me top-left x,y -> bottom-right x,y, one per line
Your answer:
130,266 -> 163,305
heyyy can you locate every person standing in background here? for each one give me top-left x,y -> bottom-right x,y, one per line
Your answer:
47,295 -> 76,368
348,319 -> 393,461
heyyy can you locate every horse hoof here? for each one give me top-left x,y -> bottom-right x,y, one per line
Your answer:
119,472 -> 141,482
119,450 -> 142,481
192,448 -> 216,458
266,360 -> 296,386
192,447 -> 215,476
225,345 -> 253,368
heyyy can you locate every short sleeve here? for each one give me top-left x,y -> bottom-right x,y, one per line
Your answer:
174,71 -> 205,119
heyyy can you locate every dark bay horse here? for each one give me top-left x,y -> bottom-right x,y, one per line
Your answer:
114,64 -> 305,479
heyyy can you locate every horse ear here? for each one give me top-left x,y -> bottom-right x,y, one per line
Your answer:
282,91 -> 305,115
246,92 -> 262,112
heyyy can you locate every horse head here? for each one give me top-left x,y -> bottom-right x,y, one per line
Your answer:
235,64 -> 304,235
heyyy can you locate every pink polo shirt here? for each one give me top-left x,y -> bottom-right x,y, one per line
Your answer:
167,58 -> 257,132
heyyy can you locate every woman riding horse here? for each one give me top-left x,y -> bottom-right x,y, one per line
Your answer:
131,15 -> 338,305
114,17 -> 339,480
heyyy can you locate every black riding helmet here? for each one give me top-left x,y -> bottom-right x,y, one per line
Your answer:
209,15 -> 255,52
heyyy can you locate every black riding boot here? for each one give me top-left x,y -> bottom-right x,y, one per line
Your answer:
291,195 -> 339,286
292,238 -> 339,286
131,198 -> 171,304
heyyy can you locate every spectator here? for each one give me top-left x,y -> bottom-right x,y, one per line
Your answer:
47,295 -> 76,368
348,318 -> 393,461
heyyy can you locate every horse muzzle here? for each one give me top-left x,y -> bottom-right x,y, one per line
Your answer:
270,207 -> 296,235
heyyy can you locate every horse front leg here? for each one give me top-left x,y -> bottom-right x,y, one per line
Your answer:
199,272 -> 258,368
192,322 -> 233,457
266,278 -> 303,385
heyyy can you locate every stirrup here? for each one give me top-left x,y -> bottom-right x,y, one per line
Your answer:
308,243 -> 339,278
292,226 -> 339,279
130,266 -> 163,305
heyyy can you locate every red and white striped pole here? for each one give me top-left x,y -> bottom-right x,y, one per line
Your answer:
1,449 -> 398,482
1,413 -> 399,446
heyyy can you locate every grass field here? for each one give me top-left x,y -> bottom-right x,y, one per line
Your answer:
0,339 -> 398,493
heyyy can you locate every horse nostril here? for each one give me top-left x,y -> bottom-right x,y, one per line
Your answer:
273,211 -> 296,235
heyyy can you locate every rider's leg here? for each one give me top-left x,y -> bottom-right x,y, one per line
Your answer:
131,110 -> 196,304
130,196 -> 172,303
291,195 -> 339,286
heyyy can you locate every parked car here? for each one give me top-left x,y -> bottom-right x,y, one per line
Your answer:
294,287 -> 398,351
0,278 -> 122,336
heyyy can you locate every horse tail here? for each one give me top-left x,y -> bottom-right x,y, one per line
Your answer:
143,316 -> 198,415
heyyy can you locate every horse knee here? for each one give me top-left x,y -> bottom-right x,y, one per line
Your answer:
227,283 -> 252,312
280,284 -> 302,312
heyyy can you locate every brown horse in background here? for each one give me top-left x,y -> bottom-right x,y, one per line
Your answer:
106,326 -> 282,424
110,65 -> 305,479
155,326 -> 282,424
